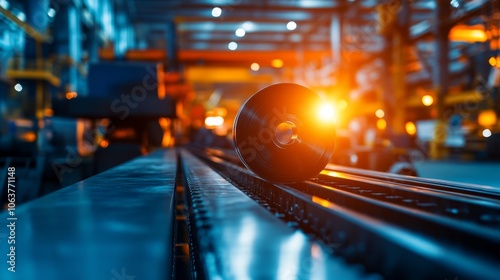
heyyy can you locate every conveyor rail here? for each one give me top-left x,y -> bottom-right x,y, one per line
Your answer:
180,149 -> 368,280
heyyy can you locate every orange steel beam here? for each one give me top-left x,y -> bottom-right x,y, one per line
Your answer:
124,49 -> 332,66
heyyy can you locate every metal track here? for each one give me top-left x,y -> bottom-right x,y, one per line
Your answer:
204,147 -> 500,227
180,149 -> 370,280
191,147 -> 500,279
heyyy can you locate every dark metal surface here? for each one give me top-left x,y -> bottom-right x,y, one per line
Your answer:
180,149 -> 367,280
0,149 -> 177,280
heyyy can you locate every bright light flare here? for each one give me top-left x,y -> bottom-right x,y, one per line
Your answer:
211,7 -> 222,17
422,95 -> 434,106
405,121 -> 417,135
490,57 -> 497,67
375,109 -> 385,118
478,110 -> 497,127
250,63 -> 260,71
100,140 -> 109,148
66,91 -> 78,100
482,129 -> 492,138
271,59 -> 284,68
377,119 -> 387,130
317,103 -> 336,123
205,116 -> 224,127
228,41 -> 238,50
47,8 -> 56,18
286,21 -> 297,31
235,28 -> 246,37
14,83 -> 23,92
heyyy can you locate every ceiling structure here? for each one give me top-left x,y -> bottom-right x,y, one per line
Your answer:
126,0 -> 423,52
125,0 -> 493,51
114,0 -> 497,101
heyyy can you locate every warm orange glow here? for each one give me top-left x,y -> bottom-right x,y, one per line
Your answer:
99,140 -> 109,148
271,59 -> 284,68
158,117 -> 171,128
405,122 -> 417,135
489,57 -> 497,67
205,116 -> 224,127
44,108 -> 54,117
422,95 -> 434,106
478,110 -> 497,127
449,25 -> 487,43
66,91 -> 78,100
161,131 -> 172,147
250,63 -> 260,71
317,103 -> 336,123
158,118 -> 173,147
375,109 -> 385,118
312,196 -> 334,208
212,107 -> 228,117
338,99 -> 348,110
376,119 -> 387,130
20,132 -> 36,142
157,64 -> 166,99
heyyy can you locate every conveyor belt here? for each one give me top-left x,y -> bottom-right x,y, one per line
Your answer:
194,147 -> 500,279
180,149 -> 369,280
0,149 -> 178,280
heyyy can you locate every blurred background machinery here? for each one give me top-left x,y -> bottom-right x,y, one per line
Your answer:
0,0 -> 499,204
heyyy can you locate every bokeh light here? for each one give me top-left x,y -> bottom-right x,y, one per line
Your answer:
211,7 -> 222,17
271,59 -> 284,68
250,63 -> 260,71
422,95 -> 434,106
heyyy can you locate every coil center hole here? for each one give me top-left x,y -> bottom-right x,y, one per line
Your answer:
274,121 -> 298,146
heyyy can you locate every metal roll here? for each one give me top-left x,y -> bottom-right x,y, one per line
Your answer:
233,83 -> 336,183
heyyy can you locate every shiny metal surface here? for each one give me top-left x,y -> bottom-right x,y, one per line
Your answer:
0,149 -> 177,280
233,83 -> 336,183
181,150 -> 364,280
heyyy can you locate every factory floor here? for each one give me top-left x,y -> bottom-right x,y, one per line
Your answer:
414,160 -> 500,188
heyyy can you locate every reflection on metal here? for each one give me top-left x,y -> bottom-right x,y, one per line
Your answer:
181,150 -> 363,280
0,150 -> 178,280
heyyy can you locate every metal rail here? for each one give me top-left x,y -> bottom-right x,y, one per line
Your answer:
180,149 -> 369,280
203,147 -> 500,224
191,147 -> 500,279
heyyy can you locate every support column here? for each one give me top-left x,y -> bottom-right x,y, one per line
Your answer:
23,0 -> 50,121
86,27 -> 100,64
24,0 -> 49,62
53,2 -> 82,94
430,0 -> 451,159
391,0 -> 410,135
166,20 -> 178,71
330,11 -> 350,102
